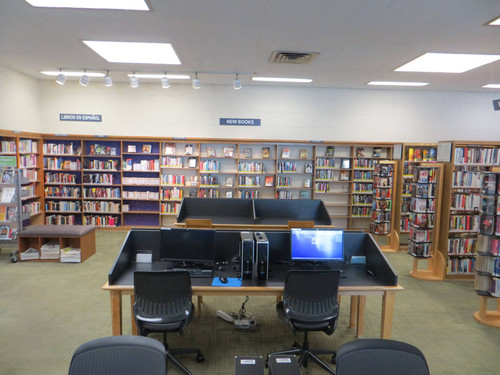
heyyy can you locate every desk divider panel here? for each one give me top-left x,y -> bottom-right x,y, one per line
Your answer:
253,199 -> 331,225
177,198 -> 254,223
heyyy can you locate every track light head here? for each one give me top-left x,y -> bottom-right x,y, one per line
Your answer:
161,76 -> 170,89
233,74 -> 242,90
192,73 -> 201,89
130,74 -> 139,88
79,73 -> 90,86
103,72 -> 113,87
56,73 -> 66,85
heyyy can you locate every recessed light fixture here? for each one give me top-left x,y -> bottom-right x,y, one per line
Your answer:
24,0 -> 149,11
251,77 -> 313,83
482,84 -> 500,89
126,73 -> 190,80
41,71 -> 105,77
395,52 -> 500,73
487,16 -> 500,26
367,81 -> 429,87
83,41 -> 181,65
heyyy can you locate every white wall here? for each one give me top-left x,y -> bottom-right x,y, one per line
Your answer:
24,78 -> 500,142
0,65 -> 41,132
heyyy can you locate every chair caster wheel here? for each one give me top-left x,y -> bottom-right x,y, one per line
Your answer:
265,359 -> 269,368
331,354 -> 336,364
196,354 -> 205,363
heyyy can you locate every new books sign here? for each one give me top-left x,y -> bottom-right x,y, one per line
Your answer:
60,113 -> 102,122
220,118 -> 261,126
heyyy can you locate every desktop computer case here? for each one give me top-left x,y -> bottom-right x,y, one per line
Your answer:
254,232 -> 269,280
240,232 -> 255,280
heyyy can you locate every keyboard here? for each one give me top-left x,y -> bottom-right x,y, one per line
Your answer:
170,267 -> 213,278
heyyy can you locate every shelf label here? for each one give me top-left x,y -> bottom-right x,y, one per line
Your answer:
60,113 -> 102,122
0,156 -> 17,167
220,118 -> 261,126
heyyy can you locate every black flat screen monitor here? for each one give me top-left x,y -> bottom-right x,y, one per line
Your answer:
161,228 -> 215,264
290,228 -> 344,267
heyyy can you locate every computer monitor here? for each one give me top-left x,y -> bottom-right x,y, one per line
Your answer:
160,228 -> 215,264
290,228 -> 344,267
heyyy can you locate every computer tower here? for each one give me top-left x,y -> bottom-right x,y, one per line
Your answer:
254,232 -> 269,280
240,232 -> 255,280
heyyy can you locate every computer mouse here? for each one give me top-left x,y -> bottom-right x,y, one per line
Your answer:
219,277 -> 228,284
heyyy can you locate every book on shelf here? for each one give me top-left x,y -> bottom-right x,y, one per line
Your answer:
299,149 -> 308,159
480,215 -> 495,235
326,146 -> 335,156
356,148 -> 365,157
373,147 -> 382,157
299,190 -> 309,199
341,158 -> 350,169
281,147 -> 290,159
185,144 -> 194,155
226,177 -> 234,187
265,176 -> 274,187
340,171 -> 350,181
188,157 -> 197,168
305,162 -> 313,173
0,225 -> 10,239
7,207 -> 16,221
303,178 -> 311,188
243,148 -> 252,158
226,191 -> 233,198
127,145 -> 136,153
0,187 -> 15,203
164,143 -> 176,155
417,169 -> 429,183
207,147 -> 216,157
223,146 -> 234,157
142,144 -> 152,153
1,169 -> 13,184
262,147 -> 270,159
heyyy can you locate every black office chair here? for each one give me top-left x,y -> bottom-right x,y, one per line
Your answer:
335,339 -> 430,375
133,271 -> 204,375
68,335 -> 167,375
267,270 -> 340,374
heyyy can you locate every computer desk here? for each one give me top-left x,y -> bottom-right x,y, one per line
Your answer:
102,263 -> 403,340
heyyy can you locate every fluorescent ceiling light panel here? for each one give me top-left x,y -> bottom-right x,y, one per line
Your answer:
395,52 -> 500,73
482,84 -> 500,89
252,77 -> 313,83
83,41 -> 181,65
367,81 -> 429,87
488,17 -> 500,26
24,0 -> 149,11
41,70 -> 105,77
126,73 -> 190,79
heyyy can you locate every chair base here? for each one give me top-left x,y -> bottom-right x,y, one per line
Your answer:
167,348 -> 204,375
268,337 -> 336,375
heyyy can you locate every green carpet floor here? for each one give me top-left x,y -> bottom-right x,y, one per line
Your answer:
0,230 -> 499,375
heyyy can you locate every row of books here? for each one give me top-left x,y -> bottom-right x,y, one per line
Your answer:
448,237 -> 477,255
45,214 -> 77,225
22,201 -> 40,216
371,211 -> 391,223
160,156 -> 183,168
411,183 -> 436,198
0,140 -> 16,153
0,225 -> 18,240
83,201 -> 120,213
352,170 -> 371,180
400,217 -> 410,232
83,215 -> 119,227
352,206 -> 370,217
413,168 -> 437,183
474,274 -> 500,297
449,214 -> 479,232
411,197 -> 435,213
200,175 -> 219,186
481,195 -> 500,215
373,164 -> 393,176
353,158 -> 375,169
160,201 -> 181,214
370,222 -> 390,235
161,188 -> 183,200
374,187 -> 392,199
406,147 -> 437,162
239,176 -> 263,187
410,227 -> 432,242
373,199 -> 391,211
239,162 -> 265,173
83,187 -> 121,199
43,142 -> 81,155
88,144 -> 117,156
452,168 -> 483,188
21,168 -> 37,182
353,183 -> 372,192
45,186 -> 80,198
18,139 -> 38,154
352,195 -> 372,205
44,157 -> 81,171
373,175 -> 392,187
410,212 -> 435,229
83,159 -> 120,171
455,147 -> 500,165
198,188 -> 220,198
83,173 -> 116,185
475,255 -> 500,277
408,240 -> 431,257
123,191 -> 159,200
19,154 -> 37,168
123,177 -> 160,185
447,257 -> 476,275
122,159 -> 159,172
451,193 -> 480,211
45,172 -> 78,184
45,200 -> 81,212
479,214 -> 500,236
199,160 -> 220,172
315,158 -> 336,168
477,235 -> 499,256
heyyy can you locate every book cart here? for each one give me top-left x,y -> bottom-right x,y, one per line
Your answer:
437,141 -> 500,280
473,171 -> 500,328
369,160 -> 399,252
407,163 -> 445,280
393,143 -> 438,252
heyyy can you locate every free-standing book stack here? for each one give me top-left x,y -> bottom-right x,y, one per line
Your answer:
19,247 -> 40,260
40,241 -> 60,260
60,247 -> 81,263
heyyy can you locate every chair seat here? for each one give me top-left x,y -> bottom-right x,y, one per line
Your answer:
277,301 -> 338,333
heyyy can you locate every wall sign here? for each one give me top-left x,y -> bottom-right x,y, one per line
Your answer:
60,113 -> 102,122
220,118 -> 261,126
0,156 -> 17,167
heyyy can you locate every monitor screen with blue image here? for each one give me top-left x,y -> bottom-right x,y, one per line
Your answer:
290,228 -> 344,265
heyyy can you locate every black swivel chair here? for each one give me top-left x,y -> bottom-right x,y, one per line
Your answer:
133,271 -> 204,375
335,339 -> 430,375
68,335 -> 167,375
267,270 -> 340,374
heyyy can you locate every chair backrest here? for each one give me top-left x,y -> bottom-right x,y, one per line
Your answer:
336,339 -> 430,375
185,218 -> 213,228
287,220 -> 315,229
68,335 -> 167,375
283,270 -> 340,323
134,271 -> 192,323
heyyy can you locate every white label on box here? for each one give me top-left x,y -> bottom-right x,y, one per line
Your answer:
136,252 -> 152,263
240,359 -> 256,365
276,358 -> 292,363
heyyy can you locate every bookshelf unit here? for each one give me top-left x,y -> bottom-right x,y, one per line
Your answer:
370,160 -> 399,252
473,171 -> 500,327
276,144 -> 313,200
438,141 -> 500,279
407,164 -> 445,280
237,143 -> 276,200
394,143 -> 438,252
42,138 -> 83,225
122,141 -> 160,227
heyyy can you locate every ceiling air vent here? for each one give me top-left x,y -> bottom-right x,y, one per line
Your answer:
269,51 -> 319,64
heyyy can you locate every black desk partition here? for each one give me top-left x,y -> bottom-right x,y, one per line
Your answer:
108,228 -> 397,287
176,198 -> 331,225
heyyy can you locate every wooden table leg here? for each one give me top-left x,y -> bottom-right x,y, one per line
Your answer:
381,291 -> 396,339
110,290 -> 122,336
130,295 -> 137,335
349,296 -> 358,329
356,296 -> 366,338
197,295 -> 203,317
